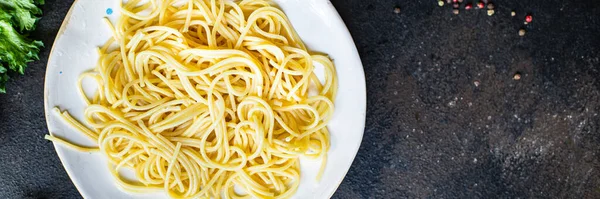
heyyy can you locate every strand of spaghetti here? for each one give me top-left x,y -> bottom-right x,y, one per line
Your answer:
44,135 -> 99,152
53,108 -> 98,140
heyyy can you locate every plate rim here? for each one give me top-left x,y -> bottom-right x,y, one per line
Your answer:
43,0 -> 367,198
43,0 -> 88,196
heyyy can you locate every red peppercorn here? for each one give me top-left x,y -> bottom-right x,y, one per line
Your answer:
525,15 -> 533,23
453,9 -> 460,15
453,0 -> 458,3
465,3 -> 473,10
477,1 -> 485,9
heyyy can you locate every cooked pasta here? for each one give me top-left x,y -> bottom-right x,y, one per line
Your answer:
46,0 -> 337,198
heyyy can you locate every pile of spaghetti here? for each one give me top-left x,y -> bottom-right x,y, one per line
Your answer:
46,0 -> 337,198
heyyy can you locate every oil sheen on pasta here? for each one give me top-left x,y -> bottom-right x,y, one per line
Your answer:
47,0 -> 337,198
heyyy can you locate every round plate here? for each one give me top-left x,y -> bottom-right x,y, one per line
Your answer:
44,0 -> 366,198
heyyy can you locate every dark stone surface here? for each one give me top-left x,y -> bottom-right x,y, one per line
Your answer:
0,0 -> 599,198
331,0 -> 600,198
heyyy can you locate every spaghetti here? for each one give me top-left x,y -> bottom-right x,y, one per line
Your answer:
47,0 -> 337,198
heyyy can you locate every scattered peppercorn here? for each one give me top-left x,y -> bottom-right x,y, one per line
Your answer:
453,3 -> 460,8
525,14 -> 533,23
465,3 -> 473,10
487,9 -> 495,16
511,11 -> 516,16
487,2 -> 495,10
447,0 -> 452,3
513,73 -> 521,80
453,9 -> 460,15
474,80 -> 481,87
519,29 -> 526,36
458,0 -> 464,3
477,1 -> 485,9
394,6 -> 401,14
453,0 -> 458,3
438,0 -> 444,6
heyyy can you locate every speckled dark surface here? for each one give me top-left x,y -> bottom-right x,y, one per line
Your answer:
1,0 -> 599,198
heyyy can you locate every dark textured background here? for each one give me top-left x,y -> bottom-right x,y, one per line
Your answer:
1,0 -> 600,198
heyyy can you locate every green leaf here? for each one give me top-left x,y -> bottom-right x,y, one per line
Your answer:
0,0 -> 44,93
0,0 -> 42,32
0,20 -> 43,74
0,73 -> 8,93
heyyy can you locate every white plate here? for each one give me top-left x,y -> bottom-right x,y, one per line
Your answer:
44,0 -> 366,198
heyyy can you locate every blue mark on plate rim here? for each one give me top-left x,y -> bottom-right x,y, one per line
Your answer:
106,8 -> 113,15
